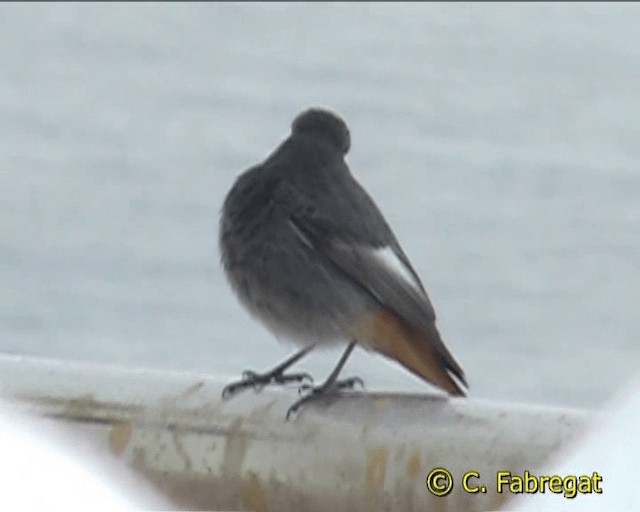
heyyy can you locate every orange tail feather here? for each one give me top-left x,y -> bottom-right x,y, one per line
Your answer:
352,309 -> 466,396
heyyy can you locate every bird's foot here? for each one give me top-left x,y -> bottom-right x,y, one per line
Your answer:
286,376 -> 365,420
222,368 -> 314,399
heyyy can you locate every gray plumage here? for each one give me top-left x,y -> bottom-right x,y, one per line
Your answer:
219,108 -> 466,393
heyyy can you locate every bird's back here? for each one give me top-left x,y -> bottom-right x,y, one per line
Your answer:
219,136 -> 378,345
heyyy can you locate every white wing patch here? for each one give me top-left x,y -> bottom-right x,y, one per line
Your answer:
373,246 -> 423,294
288,219 -> 314,248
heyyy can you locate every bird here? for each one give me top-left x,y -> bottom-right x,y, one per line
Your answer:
219,107 -> 467,418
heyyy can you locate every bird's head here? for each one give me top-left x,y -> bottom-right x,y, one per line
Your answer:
291,108 -> 351,155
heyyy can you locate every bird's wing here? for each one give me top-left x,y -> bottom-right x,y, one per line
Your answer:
272,176 -> 467,391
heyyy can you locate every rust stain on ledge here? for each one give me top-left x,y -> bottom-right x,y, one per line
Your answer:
179,380 -> 206,398
109,421 -> 134,456
366,445 -> 389,495
242,470 -> 270,512
406,450 -> 421,478
221,418 -> 250,479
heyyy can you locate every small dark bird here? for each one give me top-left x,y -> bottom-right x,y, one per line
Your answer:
219,108 -> 467,418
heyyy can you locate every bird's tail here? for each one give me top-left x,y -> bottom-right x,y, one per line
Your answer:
353,309 -> 467,396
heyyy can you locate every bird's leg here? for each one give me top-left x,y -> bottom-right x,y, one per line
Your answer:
286,341 -> 364,420
222,345 -> 315,399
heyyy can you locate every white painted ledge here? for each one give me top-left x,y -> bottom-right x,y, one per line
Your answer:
0,354 -> 590,512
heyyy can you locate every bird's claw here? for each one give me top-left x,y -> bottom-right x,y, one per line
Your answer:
287,375 -> 365,420
338,376 -> 365,390
277,371 -> 313,386
222,369 -> 314,399
241,370 -> 259,380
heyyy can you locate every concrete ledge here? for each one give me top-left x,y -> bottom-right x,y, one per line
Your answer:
0,354 -> 591,511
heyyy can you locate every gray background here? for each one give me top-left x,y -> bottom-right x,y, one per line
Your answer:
2,3 -> 638,410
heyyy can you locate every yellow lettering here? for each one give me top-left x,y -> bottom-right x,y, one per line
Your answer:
463,471 -> 481,493
547,475 -> 562,494
563,475 -> 577,498
510,474 -> 523,494
592,472 -> 603,494
524,471 -> 538,493
578,475 -> 592,493
538,474 -> 550,493
494,470 -> 603,497
496,471 -> 512,493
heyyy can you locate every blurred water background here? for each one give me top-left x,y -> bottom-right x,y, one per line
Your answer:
1,3 -> 638,410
